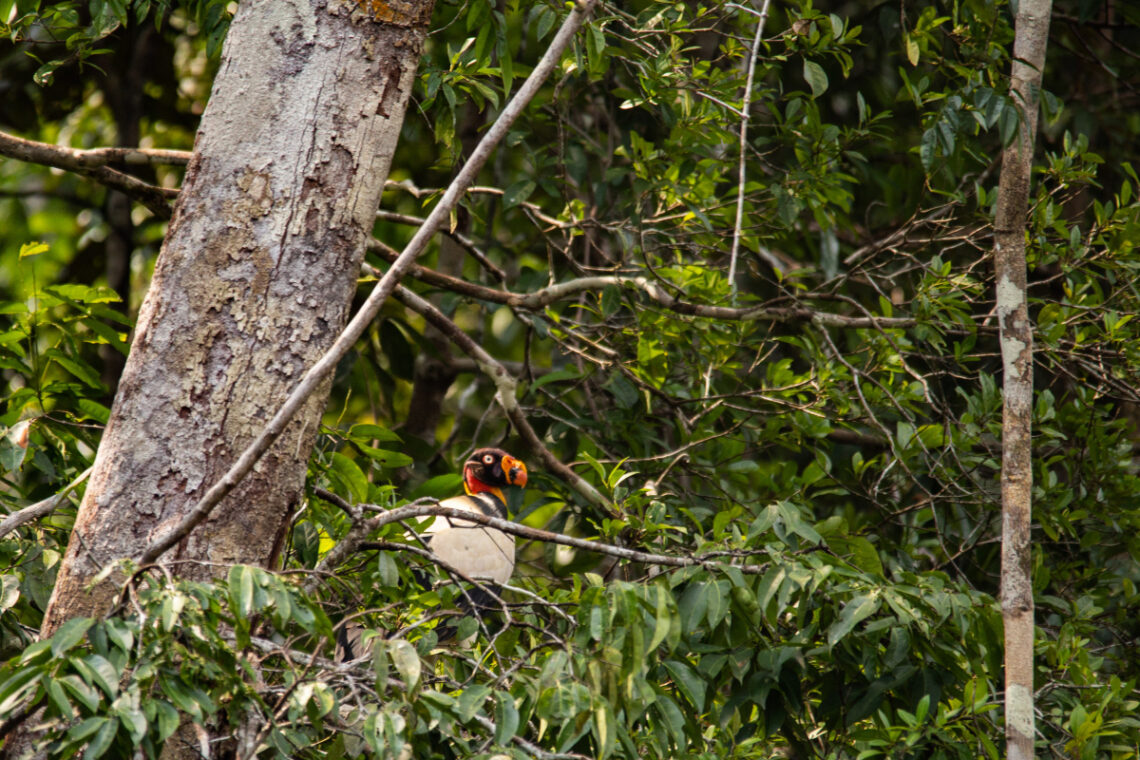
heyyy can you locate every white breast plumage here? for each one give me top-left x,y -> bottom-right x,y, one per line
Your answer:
422,493 -> 515,585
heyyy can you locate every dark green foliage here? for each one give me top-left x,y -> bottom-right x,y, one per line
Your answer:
3,0 -> 1140,758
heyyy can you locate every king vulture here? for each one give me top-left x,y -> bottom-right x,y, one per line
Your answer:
336,447 -> 527,661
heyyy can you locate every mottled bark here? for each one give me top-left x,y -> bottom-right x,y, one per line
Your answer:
41,0 -> 436,635
993,0 -> 1052,757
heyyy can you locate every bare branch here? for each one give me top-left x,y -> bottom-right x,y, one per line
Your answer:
325,501 -> 771,575
0,130 -> 178,218
384,180 -> 571,229
372,246 -> 920,328
0,467 -> 93,540
376,210 -> 507,282
728,0 -> 774,291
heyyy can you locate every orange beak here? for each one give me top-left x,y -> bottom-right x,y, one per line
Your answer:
503,455 -> 528,488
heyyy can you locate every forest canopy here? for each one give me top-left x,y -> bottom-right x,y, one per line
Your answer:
2,0 -> 1140,758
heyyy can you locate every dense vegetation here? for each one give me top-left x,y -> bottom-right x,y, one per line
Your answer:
2,0 -> 1140,757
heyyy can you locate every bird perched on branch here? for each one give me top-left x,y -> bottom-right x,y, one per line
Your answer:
336,447 -> 528,662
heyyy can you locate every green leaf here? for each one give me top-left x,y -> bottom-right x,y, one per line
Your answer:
160,679 -> 203,721
44,677 -> 73,718
68,717 -> 106,742
827,592 -> 881,647
529,366 -> 583,390
74,654 -> 119,699
494,690 -> 519,745
348,423 -> 402,443
457,683 -> 491,722
920,127 -> 937,171
904,34 -> 920,66
388,639 -> 421,691
59,675 -> 101,712
83,715 -> 119,760
500,49 -> 513,95
705,580 -> 728,628
77,399 -> 112,424
803,60 -> 828,97
113,695 -> 147,743
45,283 -> 121,304
410,473 -> 463,499
79,318 -> 129,355
353,444 -> 414,469
647,582 -> 672,652
328,452 -> 369,503
370,633 -> 389,691
677,582 -> 708,634
593,703 -> 616,759
308,683 -> 336,719
830,536 -> 884,576
51,617 -> 94,657
0,666 -> 44,714
154,701 -> 180,742
653,692 -> 687,749
999,102 -> 1020,146
533,5 -> 555,41
664,659 -> 705,712
502,179 -> 535,209
44,349 -> 104,389
229,565 -> 255,619
19,241 -> 49,259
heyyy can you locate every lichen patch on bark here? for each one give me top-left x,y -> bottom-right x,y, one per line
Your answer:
343,0 -> 433,28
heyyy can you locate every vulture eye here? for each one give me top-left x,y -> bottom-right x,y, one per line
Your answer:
482,454 -> 495,465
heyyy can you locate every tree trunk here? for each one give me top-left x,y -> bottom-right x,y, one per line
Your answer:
41,0 -> 436,636
994,1 -> 1051,758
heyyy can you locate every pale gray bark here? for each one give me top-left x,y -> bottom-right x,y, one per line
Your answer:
993,0 -> 1052,757
40,0 -> 436,635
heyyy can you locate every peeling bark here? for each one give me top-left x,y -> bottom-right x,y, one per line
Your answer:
993,0 -> 1052,758
40,0 -> 436,634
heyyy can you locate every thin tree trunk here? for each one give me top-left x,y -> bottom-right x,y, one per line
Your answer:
994,1 -> 1051,758
40,0 -> 436,635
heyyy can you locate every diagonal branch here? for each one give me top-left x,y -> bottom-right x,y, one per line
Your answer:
376,210 -> 507,281
137,0 -> 600,567
0,467 -> 93,540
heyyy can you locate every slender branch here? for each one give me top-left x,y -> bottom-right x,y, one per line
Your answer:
372,246 -> 920,328
471,713 -> 591,760
301,497 -> 436,595
0,130 -> 178,218
0,131 -> 192,168
368,239 -> 515,302
0,467 -> 93,540
843,202 -> 959,268
326,502 -> 771,574
384,180 -> 571,229
727,0 -> 773,293
138,0 -> 602,567
994,1 -> 1051,758
375,210 -> 507,281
